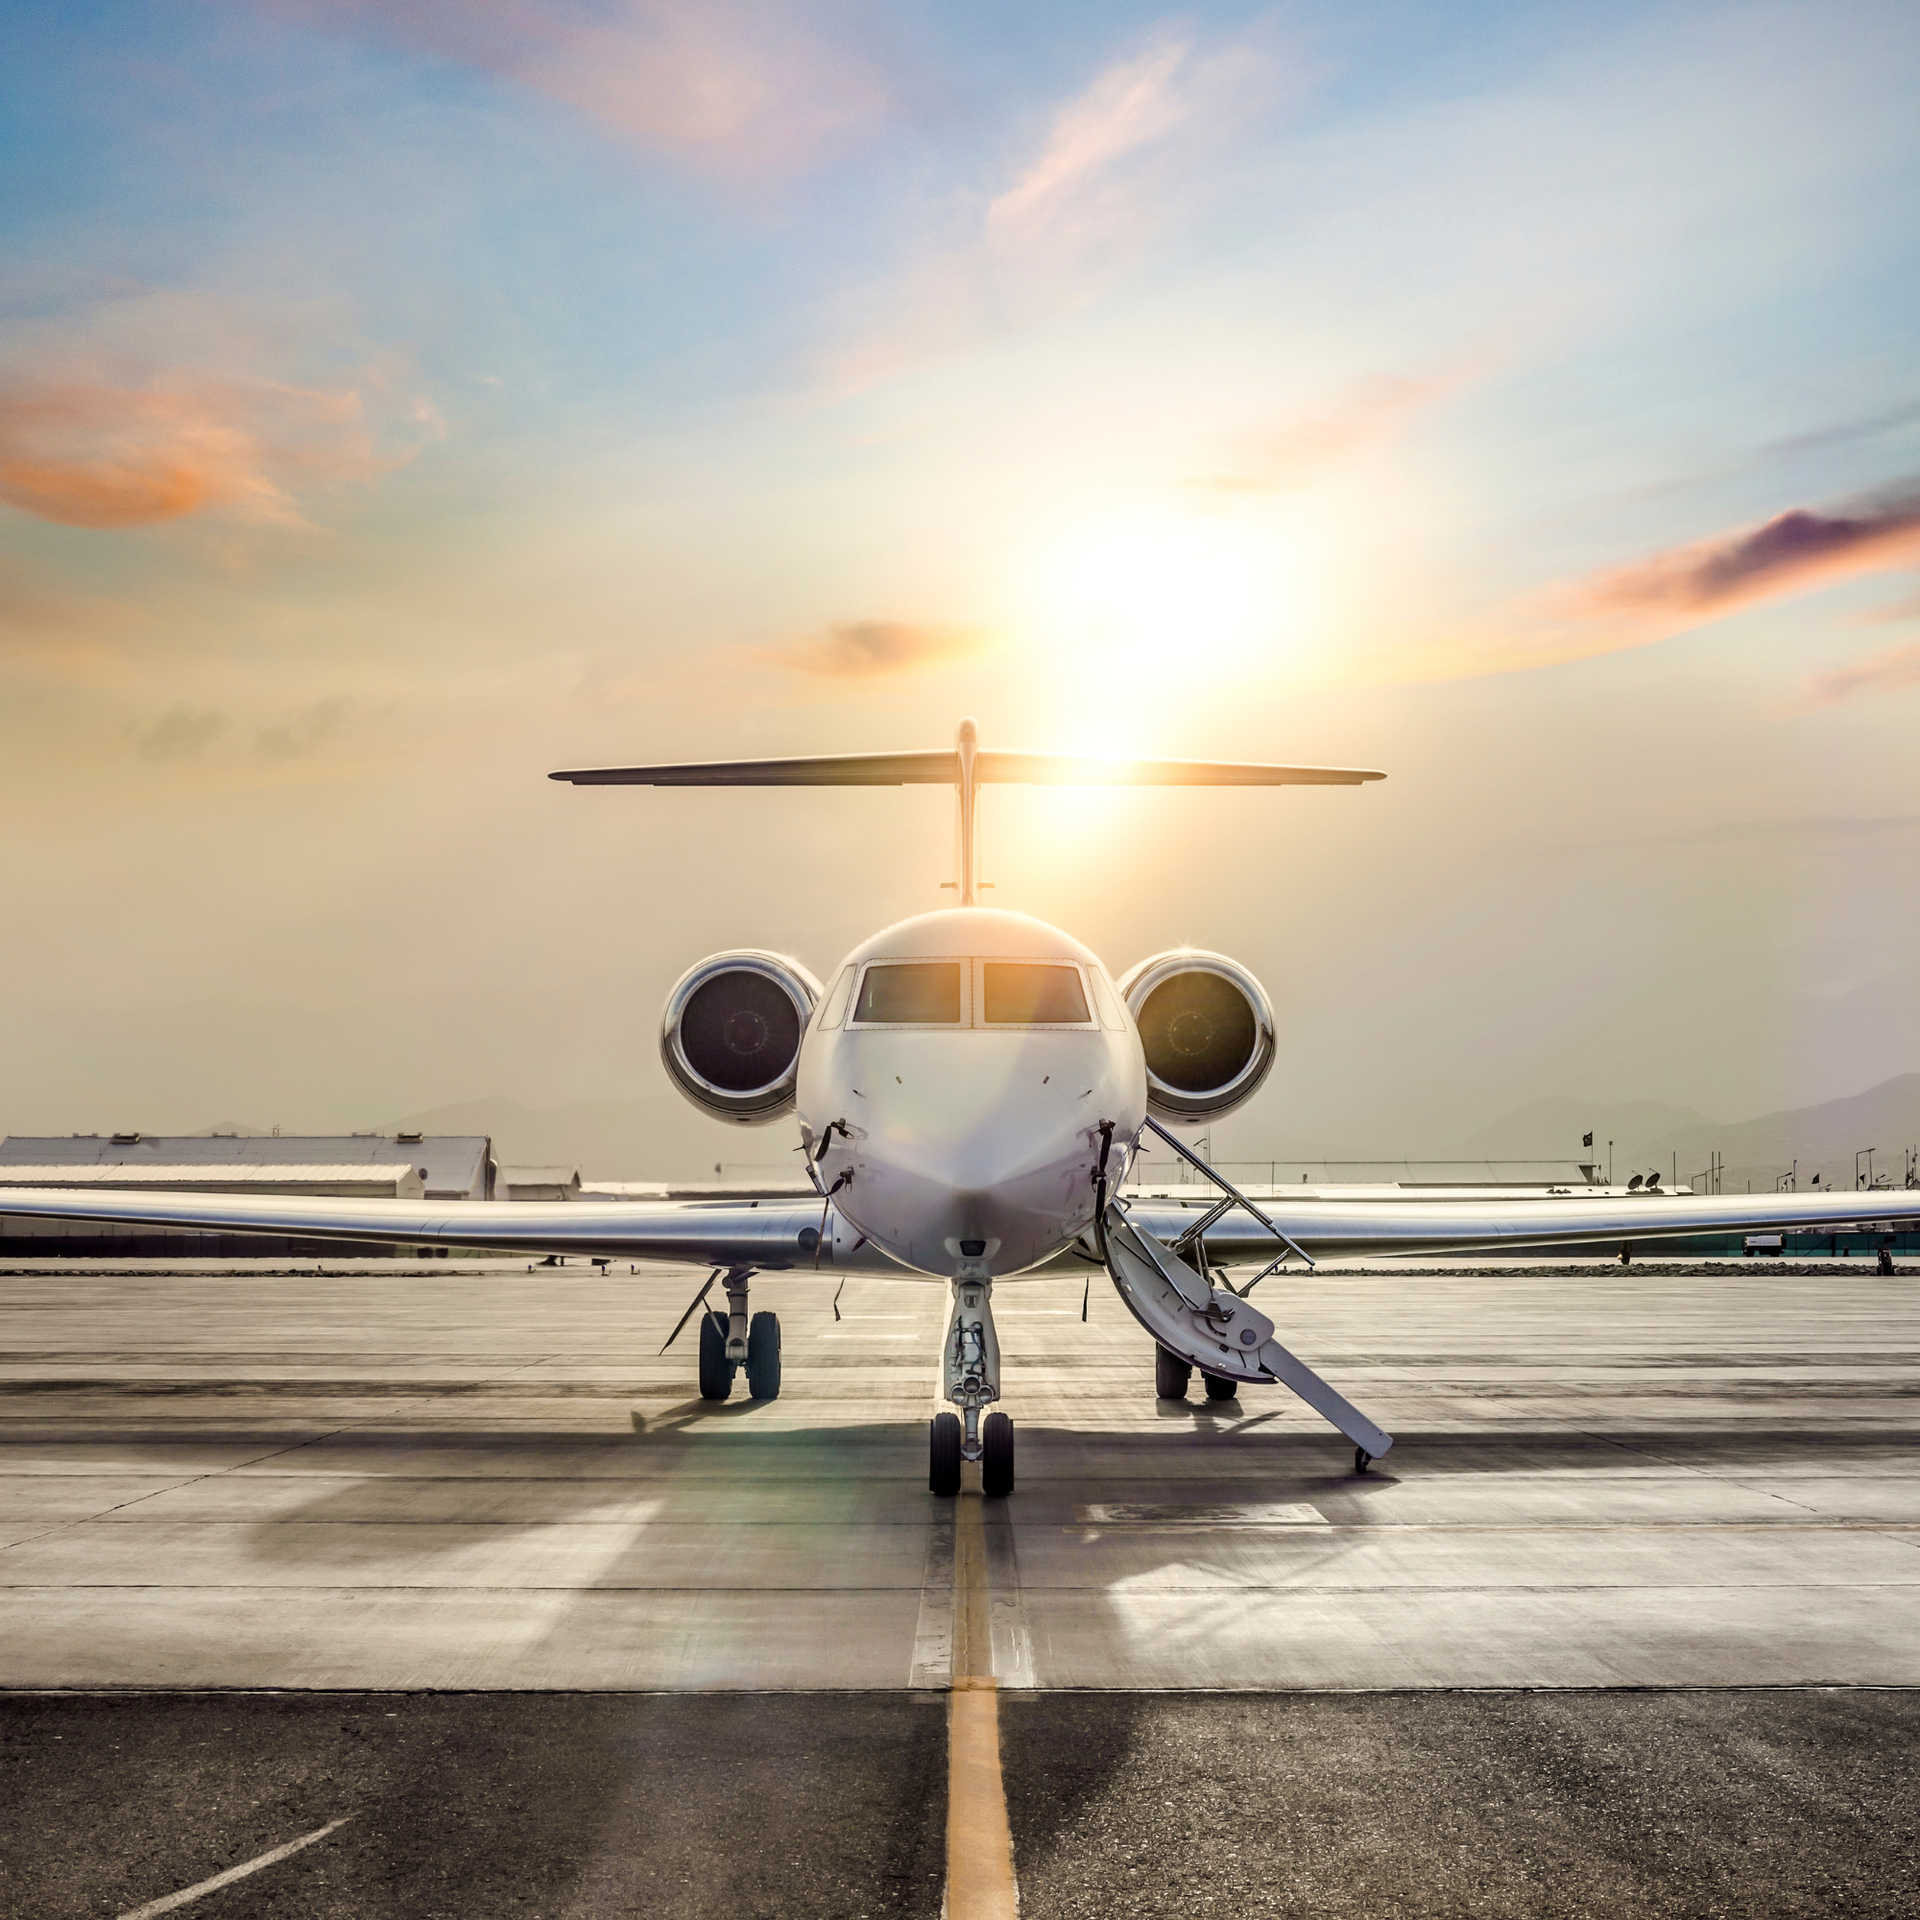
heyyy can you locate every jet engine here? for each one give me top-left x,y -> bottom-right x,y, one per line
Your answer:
661,951 -> 823,1124
1115,950 -> 1277,1125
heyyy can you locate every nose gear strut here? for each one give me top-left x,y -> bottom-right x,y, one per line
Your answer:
930,1271 -> 1014,1497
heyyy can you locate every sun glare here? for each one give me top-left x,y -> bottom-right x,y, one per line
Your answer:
1022,508 -> 1311,704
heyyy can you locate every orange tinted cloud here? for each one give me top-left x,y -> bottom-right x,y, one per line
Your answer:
0,374 -> 415,530
776,619 -> 991,678
1569,489 -> 1920,623
1187,370 -> 1470,495
278,0 -> 889,178
1806,638 -> 1920,705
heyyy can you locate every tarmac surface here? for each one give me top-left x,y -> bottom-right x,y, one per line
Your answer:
2,1253 -> 1918,1914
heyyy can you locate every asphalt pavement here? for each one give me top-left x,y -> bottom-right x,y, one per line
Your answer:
4,1254 -> 1919,1916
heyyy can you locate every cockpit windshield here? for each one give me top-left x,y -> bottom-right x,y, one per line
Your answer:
855,962 -> 963,1024
982,963 -> 1089,1025
848,957 -> 1096,1027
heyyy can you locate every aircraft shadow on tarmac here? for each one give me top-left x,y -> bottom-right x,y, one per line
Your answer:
222,1410 -> 1916,1583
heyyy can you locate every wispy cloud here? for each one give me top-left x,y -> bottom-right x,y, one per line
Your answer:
1761,399 -> 1920,462
983,37 -> 1194,258
774,619 -> 991,678
0,556 -> 82,634
1186,369 -> 1471,495
134,706 -> 228,761
257,694 -> 357,759
1806,638 -> 1920,705
1709,813 -> 1920,840
0,370 -> 433,530
1566,485 -> 1920,625
823,29 -> 1276,392
275,0 -> 890,179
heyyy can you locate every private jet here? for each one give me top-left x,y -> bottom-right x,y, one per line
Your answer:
7,720 -> 1919,1495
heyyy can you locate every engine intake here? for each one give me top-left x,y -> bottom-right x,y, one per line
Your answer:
1116,950 -> 1276,1125
661,951 -> 822,1124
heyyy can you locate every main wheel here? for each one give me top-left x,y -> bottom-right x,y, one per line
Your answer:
929,1412 -> 962,1496
1155,1346 -> 1192,1400
697,1310 -> 733,1401
745,1310 -> 781,1400
981,1410 -> 1015,1497
1203,1373 -> 1238,1401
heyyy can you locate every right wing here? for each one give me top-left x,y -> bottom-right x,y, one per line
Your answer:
1127,1185 -> 1920,1263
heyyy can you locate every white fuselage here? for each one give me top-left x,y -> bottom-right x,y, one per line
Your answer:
795,908 -> 1148,1279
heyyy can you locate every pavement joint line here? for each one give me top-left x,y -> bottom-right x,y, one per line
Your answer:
946,1490 -> 1018,1920
114,1815 -> 350,1919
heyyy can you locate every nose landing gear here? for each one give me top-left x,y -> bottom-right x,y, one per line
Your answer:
931,1273 -> 1014,1496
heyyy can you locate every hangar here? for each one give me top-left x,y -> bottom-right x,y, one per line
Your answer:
0,1132 -> 494,1257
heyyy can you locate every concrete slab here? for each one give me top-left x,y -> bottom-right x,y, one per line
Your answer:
2,1260 -> 1919,1689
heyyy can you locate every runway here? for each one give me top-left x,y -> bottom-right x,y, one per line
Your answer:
2,1256 -> 1918,1913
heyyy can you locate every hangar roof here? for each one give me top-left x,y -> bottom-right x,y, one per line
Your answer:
0,1163 -> 425,1197
0,1133 -> 492,1199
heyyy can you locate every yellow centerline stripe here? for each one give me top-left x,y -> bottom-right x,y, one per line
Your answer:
946,1489 -> 1019,1920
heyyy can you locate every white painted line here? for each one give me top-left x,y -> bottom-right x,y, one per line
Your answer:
117,1817 -> 351,1919
1075,1501 -> 1326,1527
909,1505 -> 958,1688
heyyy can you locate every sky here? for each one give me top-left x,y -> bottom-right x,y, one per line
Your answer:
2,0 -> 1919,1171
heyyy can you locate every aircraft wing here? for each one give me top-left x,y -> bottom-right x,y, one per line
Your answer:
0,1186 -> 898,1271
1127,1186 -> 1920,1264
548,750 -> 1384,787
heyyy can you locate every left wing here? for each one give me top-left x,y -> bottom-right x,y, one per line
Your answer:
1126,1185 -> 1920,1263
0,1186 -> 897,1271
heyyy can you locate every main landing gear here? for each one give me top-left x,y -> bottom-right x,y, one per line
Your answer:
1154,1346 -> 1238,1403
930,1272 -> 1014,1497
698,1267 -> 781,1402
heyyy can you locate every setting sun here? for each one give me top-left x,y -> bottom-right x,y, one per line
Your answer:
1024,507 -> 1311,687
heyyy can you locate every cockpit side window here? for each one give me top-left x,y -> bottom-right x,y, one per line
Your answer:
982,963 -> 1090,1025
1088,967 -> 1127,1030
855,961 -> 963,1024
816,965 -> 857,1031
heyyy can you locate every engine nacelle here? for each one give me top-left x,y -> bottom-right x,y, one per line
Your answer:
1115,949 -> 1276,1125
661,950 -> 823,1125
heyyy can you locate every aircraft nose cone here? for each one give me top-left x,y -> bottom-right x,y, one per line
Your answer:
838,1050 -> 1094,1270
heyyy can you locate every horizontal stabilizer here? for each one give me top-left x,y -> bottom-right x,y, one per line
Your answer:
551,749 -> 1384,787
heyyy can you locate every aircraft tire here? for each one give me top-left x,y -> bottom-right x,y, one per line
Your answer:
981,1410 -> 1015,1497
697,1311 -> 733,1401
1155,1346 -> 1192,1400
929,1412 -> 962,1496
1203,1372 -> 1238,1401
745,1311 -> 781,1399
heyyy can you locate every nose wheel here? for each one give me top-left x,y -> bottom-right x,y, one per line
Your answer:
930,1412 -> 962,1495
981,1410 -> 1014,1497
929,1408 -> 1015,1497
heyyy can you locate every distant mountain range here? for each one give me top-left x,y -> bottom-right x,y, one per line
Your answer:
1458,1078 -> 1920,1190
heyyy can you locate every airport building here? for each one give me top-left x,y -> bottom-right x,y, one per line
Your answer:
0,1132 -> 494,1257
